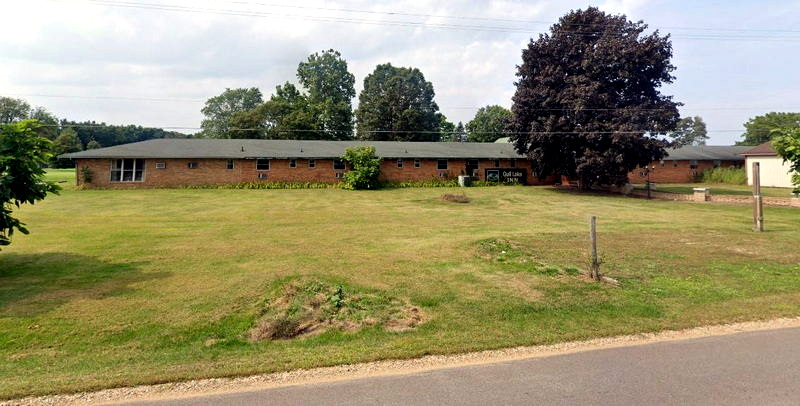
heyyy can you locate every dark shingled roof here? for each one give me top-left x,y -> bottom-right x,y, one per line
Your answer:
661,145 -> 751,161
60,139 -> 526,160
740,142 -> 777,156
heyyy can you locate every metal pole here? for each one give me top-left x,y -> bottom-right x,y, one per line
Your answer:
589,216 -> 600,281
753,162 -> 764,232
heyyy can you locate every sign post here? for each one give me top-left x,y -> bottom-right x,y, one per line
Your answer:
589,216 -> 600,281
752,162 -> 764,232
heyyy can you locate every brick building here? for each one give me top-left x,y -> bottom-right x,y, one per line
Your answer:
62,139 -> 553,188
627,145 -> 751,184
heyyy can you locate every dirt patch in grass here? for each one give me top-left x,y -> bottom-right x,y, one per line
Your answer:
441,193 -> 470,203
248,279 -> 427,341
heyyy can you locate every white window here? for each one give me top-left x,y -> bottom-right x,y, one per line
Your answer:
414,159 -> 421,168
333,159 -> 345,170
187,162 -> 198,169
256,159 -> 270,170
335,172 -> 344,179
226,160 -> 234,170
308,159 -> 316,168
437,159 -> 448,170
111,159 -> 145,182
289,159 -> 297,168
397,159 -> 404,168
660,160 -> 665,168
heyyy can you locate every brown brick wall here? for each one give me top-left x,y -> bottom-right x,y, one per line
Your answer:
628,160 -> 742,184
75,157 -> 556,188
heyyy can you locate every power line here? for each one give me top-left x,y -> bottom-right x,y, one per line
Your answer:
46,0 -> 800,41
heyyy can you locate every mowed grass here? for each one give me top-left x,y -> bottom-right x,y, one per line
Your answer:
634,182 -> 794,197
1,172 -> 800,398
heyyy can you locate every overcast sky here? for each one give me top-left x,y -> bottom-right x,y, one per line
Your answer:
2,0 -> 799,144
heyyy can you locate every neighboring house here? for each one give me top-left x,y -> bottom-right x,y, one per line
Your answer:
61,139 -> 554,188
628,145 -> 751,184
741,142 -> 794,188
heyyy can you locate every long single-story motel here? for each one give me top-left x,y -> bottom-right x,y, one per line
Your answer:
61,139 -> 752,188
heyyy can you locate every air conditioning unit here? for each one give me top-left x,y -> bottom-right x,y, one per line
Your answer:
155,162 -> 166,169
257,173 -> 268,179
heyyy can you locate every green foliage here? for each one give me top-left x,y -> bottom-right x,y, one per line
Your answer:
438,114 -> 456,142
341,146 -> 382,190
51,128 -> 83,168
181,181 -> 341,190
380,178 -> 459,188
61,120 -> 187,148
230,82 -> 317,140
80,167 -> 93,184
297,49 -> 356,140
737,112 -> 800,146
28,107 -> 59,140
466,105 -> 512,142
509,7 -> 680,188
0,96 -> 32,124
0,121 -> 60,249
200,87 -> 264,138
355,63 -> 441,141
771,127 -> 800,194
670,116 -> 708,147
86,140 -> 101,150
701,167 -> 747,185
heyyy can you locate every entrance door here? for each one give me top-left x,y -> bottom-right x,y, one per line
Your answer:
466,159 -> 479,177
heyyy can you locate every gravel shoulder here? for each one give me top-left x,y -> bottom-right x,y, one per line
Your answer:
7,317 -> 800,406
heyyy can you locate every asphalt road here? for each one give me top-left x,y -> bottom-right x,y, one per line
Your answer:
123,327 -> 800,406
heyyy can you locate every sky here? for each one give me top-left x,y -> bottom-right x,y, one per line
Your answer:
2,0 -> 799,144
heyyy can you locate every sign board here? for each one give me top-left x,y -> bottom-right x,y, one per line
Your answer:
485,168 -> 527,184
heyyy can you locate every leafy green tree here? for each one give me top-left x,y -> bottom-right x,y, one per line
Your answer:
737,112 -> 800,146
52,128 -> 83,168
355,63 -> 441,141
454,122 -> 466,142
200,88 -> 263,138
0,97 -> 32,124
508,7 -> 680,188
230,83 -> 318,139
438,114 -> 456,142
29,107 -> 60,140
60,120 -> 186,148
86,140 -> 102,149
772,127 -> 800,195
341,146 -> 382,190
467,105 -> 511,142
0,121 -> 60,249
297,49 -> 356,140
669,116 -> 708,146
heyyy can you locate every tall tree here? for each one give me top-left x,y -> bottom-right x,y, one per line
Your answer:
670,116 -> 708,146
0,97 -> 31,124
355,63 -> 441,141
467,105 -> 512,142
297,49 -> 356,140
200,88 -> 263,138
438,114 -> 456,142
508,7 -> 680,188
454,122 -> 466,142
0,121 -> 60,249
737,112 -> 800,146
52,128 -> 83,168
230,83 -> 317,139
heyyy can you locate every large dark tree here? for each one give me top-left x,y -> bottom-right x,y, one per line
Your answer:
355,63 -> 441,141
297,49 -> 356,140
509,7 -> 680,187
230,82 -> 317,139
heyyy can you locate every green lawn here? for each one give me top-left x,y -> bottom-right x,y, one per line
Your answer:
634,182 -> 795,198
2,175 -> 800,399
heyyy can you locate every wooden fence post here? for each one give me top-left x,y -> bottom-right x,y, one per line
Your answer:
753,162 -> 764,232
589,215 -> 600,281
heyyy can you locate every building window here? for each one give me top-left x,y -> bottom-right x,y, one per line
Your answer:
335,172 -> 344,179
659,160 -> 665,168
713,160 -> 721,168
397,159 -> 404,168
256,158 -> 270,170
226,160 -> 234,170
187,162 -> 198,169
155,162 -> 166,169
110,159 -> 145,182
437,159 -> 448,170
257,173 -> 268,179
493,160 -> 500,167
510,159 -> 516,168
689,160 -> 698,169
308,159 -> 316,168
333,159 -> 345,170
289,159 -> 297,168
673,162 -> 679,168
414,159 -> 421,168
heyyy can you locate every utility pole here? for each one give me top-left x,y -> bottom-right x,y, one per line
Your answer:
752,162 -> 764,232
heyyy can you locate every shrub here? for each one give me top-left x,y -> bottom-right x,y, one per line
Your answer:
701,167 -> 746,185
80,167 -> 93,184
381,178 -> 459,188
341,146 -> 382,190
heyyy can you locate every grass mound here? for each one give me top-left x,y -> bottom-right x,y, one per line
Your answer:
441,193 -> 470,203
248,279 -> 426,341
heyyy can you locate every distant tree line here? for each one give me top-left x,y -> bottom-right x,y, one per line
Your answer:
0,96 -> 187,167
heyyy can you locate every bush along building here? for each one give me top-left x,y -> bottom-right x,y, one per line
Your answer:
61,139 -> 552,188
627,145 -> 751,184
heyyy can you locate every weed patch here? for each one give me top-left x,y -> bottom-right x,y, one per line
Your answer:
441,193 -> 470,203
